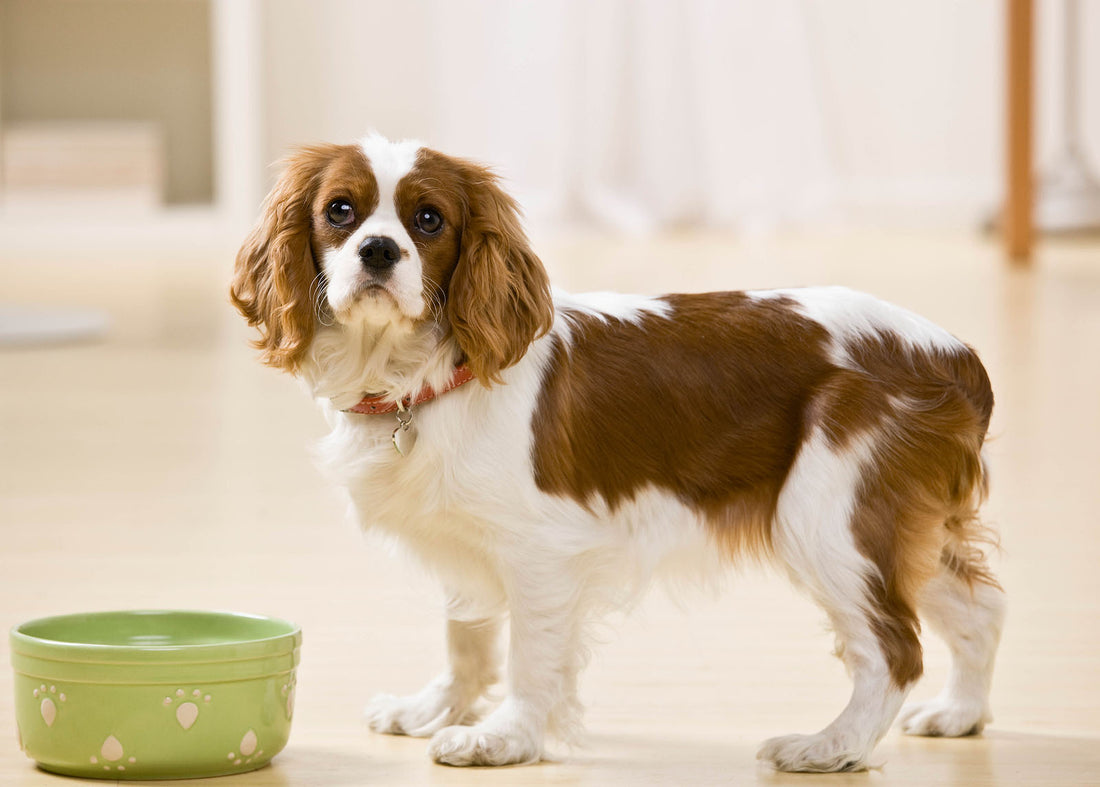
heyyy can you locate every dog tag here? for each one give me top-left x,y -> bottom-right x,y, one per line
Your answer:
392,406 -> 416,456
392,423 -> 417,455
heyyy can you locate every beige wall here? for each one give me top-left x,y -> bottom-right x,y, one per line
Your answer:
256,0 -> 1100,228
0,0 -> 214,204
4,0 -> 1095,223
259,0 -> 436,190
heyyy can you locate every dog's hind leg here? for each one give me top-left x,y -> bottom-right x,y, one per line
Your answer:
897,552 -> 1005,737
758,427 -> 932,772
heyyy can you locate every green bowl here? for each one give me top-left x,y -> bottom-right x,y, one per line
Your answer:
10,610 -> 301,780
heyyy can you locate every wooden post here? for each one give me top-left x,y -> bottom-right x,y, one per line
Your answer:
1005,0 -> 1034,262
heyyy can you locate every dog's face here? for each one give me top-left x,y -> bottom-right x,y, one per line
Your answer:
231,134 -> 553,383
311,138 -> 456,330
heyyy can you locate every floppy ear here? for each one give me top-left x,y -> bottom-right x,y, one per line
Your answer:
447,163 -> 554,385
230,146 -> 337,373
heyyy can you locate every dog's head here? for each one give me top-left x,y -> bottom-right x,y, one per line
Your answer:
230,133 -> 553,383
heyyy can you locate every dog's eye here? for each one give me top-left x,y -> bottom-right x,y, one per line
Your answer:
325,200 -> 355,228
414,207 -> 443,236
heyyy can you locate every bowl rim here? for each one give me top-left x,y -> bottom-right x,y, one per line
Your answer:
10,609 -> 301,664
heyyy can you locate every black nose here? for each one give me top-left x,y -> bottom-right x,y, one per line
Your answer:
358,236 -> 402,270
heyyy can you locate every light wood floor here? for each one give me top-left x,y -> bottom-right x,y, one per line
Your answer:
2,230 -> 1099,785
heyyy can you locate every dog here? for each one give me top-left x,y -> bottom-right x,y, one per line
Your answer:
230,133 -> 1005,772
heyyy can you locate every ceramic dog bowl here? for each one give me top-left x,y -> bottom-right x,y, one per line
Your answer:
10,610 -> 301,780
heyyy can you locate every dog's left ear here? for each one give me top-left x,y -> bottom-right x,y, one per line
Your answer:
447,163 -> 553,385
230,145 -> 340,373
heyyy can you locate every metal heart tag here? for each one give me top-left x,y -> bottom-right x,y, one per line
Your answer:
392,423 -> 417,456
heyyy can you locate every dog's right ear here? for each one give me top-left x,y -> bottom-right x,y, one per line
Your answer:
230,145 -> 339,373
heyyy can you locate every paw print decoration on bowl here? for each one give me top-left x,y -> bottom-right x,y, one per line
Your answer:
10,610 -> 301,780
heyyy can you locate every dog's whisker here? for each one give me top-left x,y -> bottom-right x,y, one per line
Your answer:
309,271 -> 337,327
419,274 -> 447,323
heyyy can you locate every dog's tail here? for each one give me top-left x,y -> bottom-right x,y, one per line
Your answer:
941,448 -> 1000,588
938,346 -> 1000,588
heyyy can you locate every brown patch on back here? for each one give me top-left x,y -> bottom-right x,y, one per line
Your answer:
531,292 -> 835,558
816,331 -> 997,687
805,368 -> 892,450
533,292 -> 999,689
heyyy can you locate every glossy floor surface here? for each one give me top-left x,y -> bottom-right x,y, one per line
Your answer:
2,230 -> 1099,785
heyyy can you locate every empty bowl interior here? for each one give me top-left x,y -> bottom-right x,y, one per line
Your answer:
16,610 -> 297,649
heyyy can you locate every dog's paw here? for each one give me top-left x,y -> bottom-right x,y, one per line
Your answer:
364,677 -> 479,738
898,696 -> 989,737
757,732 -> 869,773
428,709 -> 541,767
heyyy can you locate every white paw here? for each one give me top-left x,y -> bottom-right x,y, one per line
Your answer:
428,714 -> 541,767
898,696 -> 989,737
757,732 -> 870,773
364,677 -> 479,738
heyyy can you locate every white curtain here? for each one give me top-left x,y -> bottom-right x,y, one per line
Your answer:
427,0 -> 833,234
264,0 -> 1006,233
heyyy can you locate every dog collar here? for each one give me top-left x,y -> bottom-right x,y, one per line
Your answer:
344,364 -> 476,415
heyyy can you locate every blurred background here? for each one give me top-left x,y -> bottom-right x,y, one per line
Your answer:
0,0 -> 1097,242
2,1 -> 1099,785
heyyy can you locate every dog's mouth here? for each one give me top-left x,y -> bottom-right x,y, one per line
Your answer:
353,282 -> 400,307
330,280 -> 417,327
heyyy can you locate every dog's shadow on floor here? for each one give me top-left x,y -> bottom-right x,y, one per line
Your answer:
126,729 -> 1100,785
573,728 -> 1100,786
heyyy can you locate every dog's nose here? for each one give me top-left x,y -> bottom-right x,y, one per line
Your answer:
358,236 -> 402,270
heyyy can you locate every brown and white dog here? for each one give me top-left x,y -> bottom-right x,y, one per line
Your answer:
231,133 -> 1004,772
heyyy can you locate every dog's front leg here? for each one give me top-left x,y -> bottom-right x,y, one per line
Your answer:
429,560 -> 582,766
366,608 -> 502,738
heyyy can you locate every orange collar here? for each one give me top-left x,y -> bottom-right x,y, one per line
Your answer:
344,365 -> 476,415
